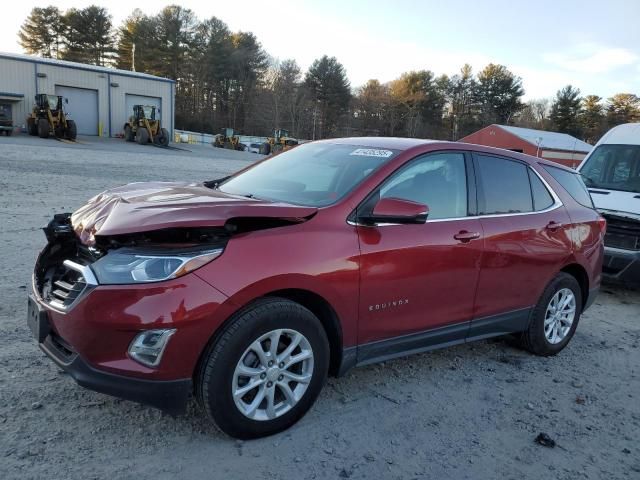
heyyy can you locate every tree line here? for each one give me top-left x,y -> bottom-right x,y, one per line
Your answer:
19,5 -> 640,141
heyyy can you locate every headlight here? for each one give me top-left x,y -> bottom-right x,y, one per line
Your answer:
91,247 -> 223,284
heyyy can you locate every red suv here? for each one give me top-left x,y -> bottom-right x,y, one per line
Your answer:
29,138 -> 604,438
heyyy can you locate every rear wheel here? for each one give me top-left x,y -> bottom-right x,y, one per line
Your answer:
518,272 -> 582,356
196,298 -> 329,439
124,125 -> 134,142
66,120 -> 77,140
136,127 -> 149,145
37,119 -> 49,139
6,129 -> 12,136
156,128 -> 169,146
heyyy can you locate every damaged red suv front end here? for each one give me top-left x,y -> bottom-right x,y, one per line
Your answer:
29,181 -> 319,414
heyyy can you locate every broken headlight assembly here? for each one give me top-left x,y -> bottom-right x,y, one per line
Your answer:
91,247 -> 223,284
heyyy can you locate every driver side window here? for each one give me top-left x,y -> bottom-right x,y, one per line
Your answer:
379,153 -> 468,220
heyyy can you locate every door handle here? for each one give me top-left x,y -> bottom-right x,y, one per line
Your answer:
453,230 -> 480,242
545,221 -> 563,231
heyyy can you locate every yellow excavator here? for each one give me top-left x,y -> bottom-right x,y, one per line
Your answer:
213,127 -> 243,150
124,105 -> 169,146
27,94 -> 77,140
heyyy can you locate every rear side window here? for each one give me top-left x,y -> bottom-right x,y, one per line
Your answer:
476,155 -> 533,214
543,165 -> 594,208
528,169 -> 555,211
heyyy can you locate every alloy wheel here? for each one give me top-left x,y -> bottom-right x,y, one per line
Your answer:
232,329 -> 314,421
544,288 -> 576,344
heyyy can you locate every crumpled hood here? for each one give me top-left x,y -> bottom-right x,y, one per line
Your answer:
71,182 -> 317,245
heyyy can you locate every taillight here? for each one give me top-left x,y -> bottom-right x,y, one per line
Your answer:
597,216 -> 607,235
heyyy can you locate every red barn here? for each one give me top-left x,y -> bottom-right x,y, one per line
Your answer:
459,124 -> 592,168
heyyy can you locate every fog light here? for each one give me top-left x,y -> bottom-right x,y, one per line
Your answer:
128,329 -> 176,367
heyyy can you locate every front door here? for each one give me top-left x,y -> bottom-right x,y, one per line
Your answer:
356,152 -> 483,355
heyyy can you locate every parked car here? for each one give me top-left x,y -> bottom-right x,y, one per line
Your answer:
29,138 -> 604,438
247,142 -> 262,154
577,123 -> 640,286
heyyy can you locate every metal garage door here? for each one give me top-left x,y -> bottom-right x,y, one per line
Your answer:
55,86 -> 98,136
125,94 -> 162,121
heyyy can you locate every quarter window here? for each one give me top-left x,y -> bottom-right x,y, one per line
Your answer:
528,169 -> 555,211
476,155 -> 533,214
379,152 -> 468,220
543,165 -> 594,208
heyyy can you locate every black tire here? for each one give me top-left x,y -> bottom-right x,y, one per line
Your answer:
66,120 -> 77,140
518,272 -> 582,356
6,128 -> 12,136
157,128 -> 169,146
196,297 -> 329,439
259,142 -> 271,155
136,127 -> 149,145
37,118 -> 49,139
124,125 -> 134,142
28,119 -> 37,136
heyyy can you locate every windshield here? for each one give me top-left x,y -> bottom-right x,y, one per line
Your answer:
218,143 -> 399,206
47,95 -> 59,110
580,144 -> 640,194
142,106 -> 155,119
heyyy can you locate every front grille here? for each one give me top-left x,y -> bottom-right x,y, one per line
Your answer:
603,215 -> 640,251
47,268 -> 87,308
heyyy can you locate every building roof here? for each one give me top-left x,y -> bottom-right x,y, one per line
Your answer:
497,125 -> 592,153
0,51 -> 175,84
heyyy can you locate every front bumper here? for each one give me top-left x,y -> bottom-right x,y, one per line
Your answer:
30,269 -> 232,412
40,331 -> 191,414
602,246 -> 640,286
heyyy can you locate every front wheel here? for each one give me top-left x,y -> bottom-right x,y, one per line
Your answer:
518,272 -> 582,356
136,127 -> 149,145
65,120 -> 77,140
196,298 -> 329,439
156,128 -> 169,146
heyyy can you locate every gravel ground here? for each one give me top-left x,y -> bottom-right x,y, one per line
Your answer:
1,135 -> 639,480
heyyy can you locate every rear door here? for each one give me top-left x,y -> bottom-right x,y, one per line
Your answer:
356,151 -> 484,351
470,153 -> 573,337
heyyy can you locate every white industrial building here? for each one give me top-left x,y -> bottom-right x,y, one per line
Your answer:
0,52 -> 175,137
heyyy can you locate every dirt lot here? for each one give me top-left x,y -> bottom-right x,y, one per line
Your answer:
1,135 -> 639,480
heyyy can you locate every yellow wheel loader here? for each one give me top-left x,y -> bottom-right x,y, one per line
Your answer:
260,129 -> 298,154
124,105 -> 169,147
213,128 -> 243,150
27,94 -> 77,140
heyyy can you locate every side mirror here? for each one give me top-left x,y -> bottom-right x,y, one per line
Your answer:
360,197 -> 428,225
65,98 -> 68,104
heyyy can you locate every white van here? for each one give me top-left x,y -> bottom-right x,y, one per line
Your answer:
577,123 -> 640,285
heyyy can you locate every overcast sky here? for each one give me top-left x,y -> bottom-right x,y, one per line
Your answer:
2,0 -> 639,99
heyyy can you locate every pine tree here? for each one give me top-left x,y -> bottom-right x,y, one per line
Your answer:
550,85 -> 582,137
580,95 -> 605,144
476,64 -> 524,124
607,93 -> 640,126
304,56 -> 351,137
18,7 -> 65,58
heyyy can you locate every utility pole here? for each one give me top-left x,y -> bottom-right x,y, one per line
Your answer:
132,43 -> 136,72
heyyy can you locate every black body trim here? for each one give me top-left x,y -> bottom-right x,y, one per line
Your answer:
466,307 -> 532,341
40,335 -> 191,415
337,307 -> 533,374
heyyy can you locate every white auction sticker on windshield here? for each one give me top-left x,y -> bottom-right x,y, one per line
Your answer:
350,148 -> 393,158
